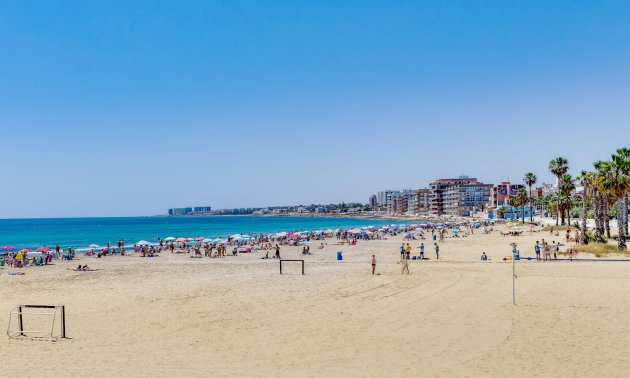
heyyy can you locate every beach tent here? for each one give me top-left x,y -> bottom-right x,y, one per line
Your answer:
136,240 -> 151,246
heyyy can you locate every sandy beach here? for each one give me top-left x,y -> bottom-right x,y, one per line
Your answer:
2,224 -> 630,377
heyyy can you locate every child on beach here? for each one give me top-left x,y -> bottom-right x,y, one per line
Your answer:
401,257 -> 409,274
434,243 -> 440,260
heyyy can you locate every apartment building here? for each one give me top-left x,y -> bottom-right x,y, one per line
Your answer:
430,176 -> 492,216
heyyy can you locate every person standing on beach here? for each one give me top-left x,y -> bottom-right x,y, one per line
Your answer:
434,243 -> 440,260
405,243 -> 411,260
371,255 -> 376,275
401,257 -> 410,274
275,244 -> 280,259
555,243 -> 560,261
534,241 -> 541,261
419,243 -> 425,260
400,243 -> 405,260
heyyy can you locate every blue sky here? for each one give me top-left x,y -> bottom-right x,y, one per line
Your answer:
1,1 -> 629,218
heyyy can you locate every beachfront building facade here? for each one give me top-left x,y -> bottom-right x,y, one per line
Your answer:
489,182 -> 525,207
429,176 -> 492,216
369,195 -> 378,207
393,195 -> 408,214
168,206 -> 212,216
413,189 -> 431,214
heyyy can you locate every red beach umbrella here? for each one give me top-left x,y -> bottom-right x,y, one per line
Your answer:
35,246 -> 51,252
1,246 -> 16,251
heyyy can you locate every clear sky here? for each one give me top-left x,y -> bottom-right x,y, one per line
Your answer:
1,1 -> 629,218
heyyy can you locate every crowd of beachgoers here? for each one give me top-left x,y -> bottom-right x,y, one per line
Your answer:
1,219 -> 513,268
2,217 -> 593,272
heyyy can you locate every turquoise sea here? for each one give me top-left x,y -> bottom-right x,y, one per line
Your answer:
0,216 -> 410,250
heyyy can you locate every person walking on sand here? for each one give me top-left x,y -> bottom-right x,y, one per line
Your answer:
434,243 -> 440,260
371,255 -> 376,275
555,243 -> 560,261
274,244 -> 280,259
419,242 -> 425,260
399,243 -> 405,260
401,257 -> 410,274
405,243 -> 411,260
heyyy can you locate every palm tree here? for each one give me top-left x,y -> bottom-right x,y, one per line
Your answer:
549,157 -> 569,223
507,195 -> 520,221
577,170 -> 595,244
558,174 -> 575,225
597,152 -> 630,251
523,172 -> 537,222
615,148 -> 630,236
517,188 -> 529,223
594,160 -> 614,239
545,193 -> 561,225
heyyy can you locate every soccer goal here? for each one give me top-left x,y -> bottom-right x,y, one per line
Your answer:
279,259 -> 305,275
7,305 -> 67,340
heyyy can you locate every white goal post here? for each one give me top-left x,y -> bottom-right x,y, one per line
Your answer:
7,305 -> 66,340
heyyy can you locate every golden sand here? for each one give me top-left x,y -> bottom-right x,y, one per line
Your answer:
2,225 -> 630,377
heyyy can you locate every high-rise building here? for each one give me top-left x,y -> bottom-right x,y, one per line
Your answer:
430,176 -> 492,216
413,189 -> 431,214
369,195 -> 378,207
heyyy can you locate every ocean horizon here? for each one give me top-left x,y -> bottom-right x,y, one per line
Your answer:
0,215 -> 413,250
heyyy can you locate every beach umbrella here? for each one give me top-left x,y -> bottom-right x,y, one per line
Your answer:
195,237 -> 204,241
163,237 -> 176,242
20,248 -> 33,253
201,238 -> 213,243
1,246 -> 16,251
450,230 -> 459,235
136,240 -> 151,246
175,237 -> 187,242
63,247 -> 75,252
35,246 -> 51,252
88,244 -> 100,249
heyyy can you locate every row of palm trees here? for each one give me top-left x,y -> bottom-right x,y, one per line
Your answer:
531,150 -> 629,251
577,148 -> 630,250
509,148 -> 628,251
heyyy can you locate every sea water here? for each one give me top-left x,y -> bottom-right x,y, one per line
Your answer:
0,216 -> 411,250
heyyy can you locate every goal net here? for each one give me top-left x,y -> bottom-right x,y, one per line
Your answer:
279,259 -> 305,275
7,305 -> 66,340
